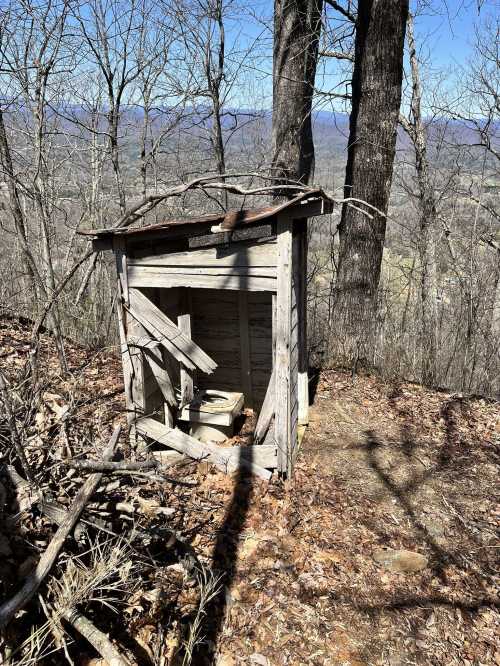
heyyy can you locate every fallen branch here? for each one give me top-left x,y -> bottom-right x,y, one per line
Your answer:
112,172 -> 385,230
68,459 -> 158,472
0,426 -> 121,629
39,500 -> 86,542
62,608 -> 136,666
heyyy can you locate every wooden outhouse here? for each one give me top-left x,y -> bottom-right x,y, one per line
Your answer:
83,191 -> 332,478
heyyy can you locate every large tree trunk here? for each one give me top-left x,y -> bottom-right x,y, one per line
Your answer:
272,0 -> 323,188
330,0 -> 408,369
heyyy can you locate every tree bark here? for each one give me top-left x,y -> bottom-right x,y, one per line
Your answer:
272,0 -> 324,188
330,0 -> 409,368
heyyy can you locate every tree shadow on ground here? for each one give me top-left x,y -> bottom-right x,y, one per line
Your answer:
362,427 -> 498,585
362,389 -> 498,576
334,394 -> 498,665
191,446 -> 254,664
308,366 -> 321,405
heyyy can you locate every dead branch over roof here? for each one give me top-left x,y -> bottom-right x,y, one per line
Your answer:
78,189 -> 334,240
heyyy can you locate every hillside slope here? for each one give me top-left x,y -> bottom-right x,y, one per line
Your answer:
0,318 -> 498,665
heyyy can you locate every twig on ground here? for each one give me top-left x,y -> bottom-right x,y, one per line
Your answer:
67,459 -> 159,472
0,426 -> 121,629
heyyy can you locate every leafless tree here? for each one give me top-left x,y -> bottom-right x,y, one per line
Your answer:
0,0 -> 75,372
399,12 -> 439,386
330,0 -> 409,370
272,0 -> 324,189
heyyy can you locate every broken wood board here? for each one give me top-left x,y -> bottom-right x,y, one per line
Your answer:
141,342 -> 177,407
136,418 -> 272,480
254,367 -> 275,444
126,288 -> 217,375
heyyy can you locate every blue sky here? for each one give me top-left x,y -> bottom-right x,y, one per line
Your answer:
224,0 -> 497,111
412,1 -> 483,70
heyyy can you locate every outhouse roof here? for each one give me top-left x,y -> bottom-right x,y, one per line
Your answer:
78,190 -> 333,241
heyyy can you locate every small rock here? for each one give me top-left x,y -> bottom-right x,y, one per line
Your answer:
297,572 -> 329,596
373,548 -> 428,573
250,654 -> 269,666
420,517 -> 445,538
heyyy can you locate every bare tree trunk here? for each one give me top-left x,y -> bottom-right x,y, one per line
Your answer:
272,0 -> 323,188
330,0 -> 408,369
0,109 -> 38,310
33,74 -> 68,373
206,0 -> 228,207
401,13 -> 438,386
418,208 -> 438,386
140,100 -> 150,200
108,108 -> 127,215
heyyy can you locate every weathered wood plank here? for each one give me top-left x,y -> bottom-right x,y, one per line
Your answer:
130,240 -> 277,267
116,299 -> 134,425
288,198 -> 333,220
127,303 -> 195,372
127,288 -> 217,374
142,343 -> 177,407
126,309 -> 147,421
238,292 -> 253,408
127,271 -> 277,292
189,224 -> 273,249
113,237 -> 129,305
254,367 -> 275,444
290,233 -> 300,462
275,214 -> 293,475
178,289 -> 195,407
129,266 -> 277,277
297,226 -> 308,427
136,418 -> 272,480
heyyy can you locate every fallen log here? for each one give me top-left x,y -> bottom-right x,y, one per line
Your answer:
0,426 -> 121,629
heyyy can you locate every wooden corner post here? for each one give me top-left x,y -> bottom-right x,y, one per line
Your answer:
113,237 -> 145,436
297,223 -> 309,425
275,213 -> 293,476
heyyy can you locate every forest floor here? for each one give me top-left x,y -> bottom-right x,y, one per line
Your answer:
0,317 -> 499,665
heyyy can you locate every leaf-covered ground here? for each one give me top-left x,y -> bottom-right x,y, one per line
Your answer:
0,317 -> 498,665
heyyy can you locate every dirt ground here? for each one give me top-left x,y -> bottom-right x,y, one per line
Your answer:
0,318 -> 499,665
203,371 -> 499,666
